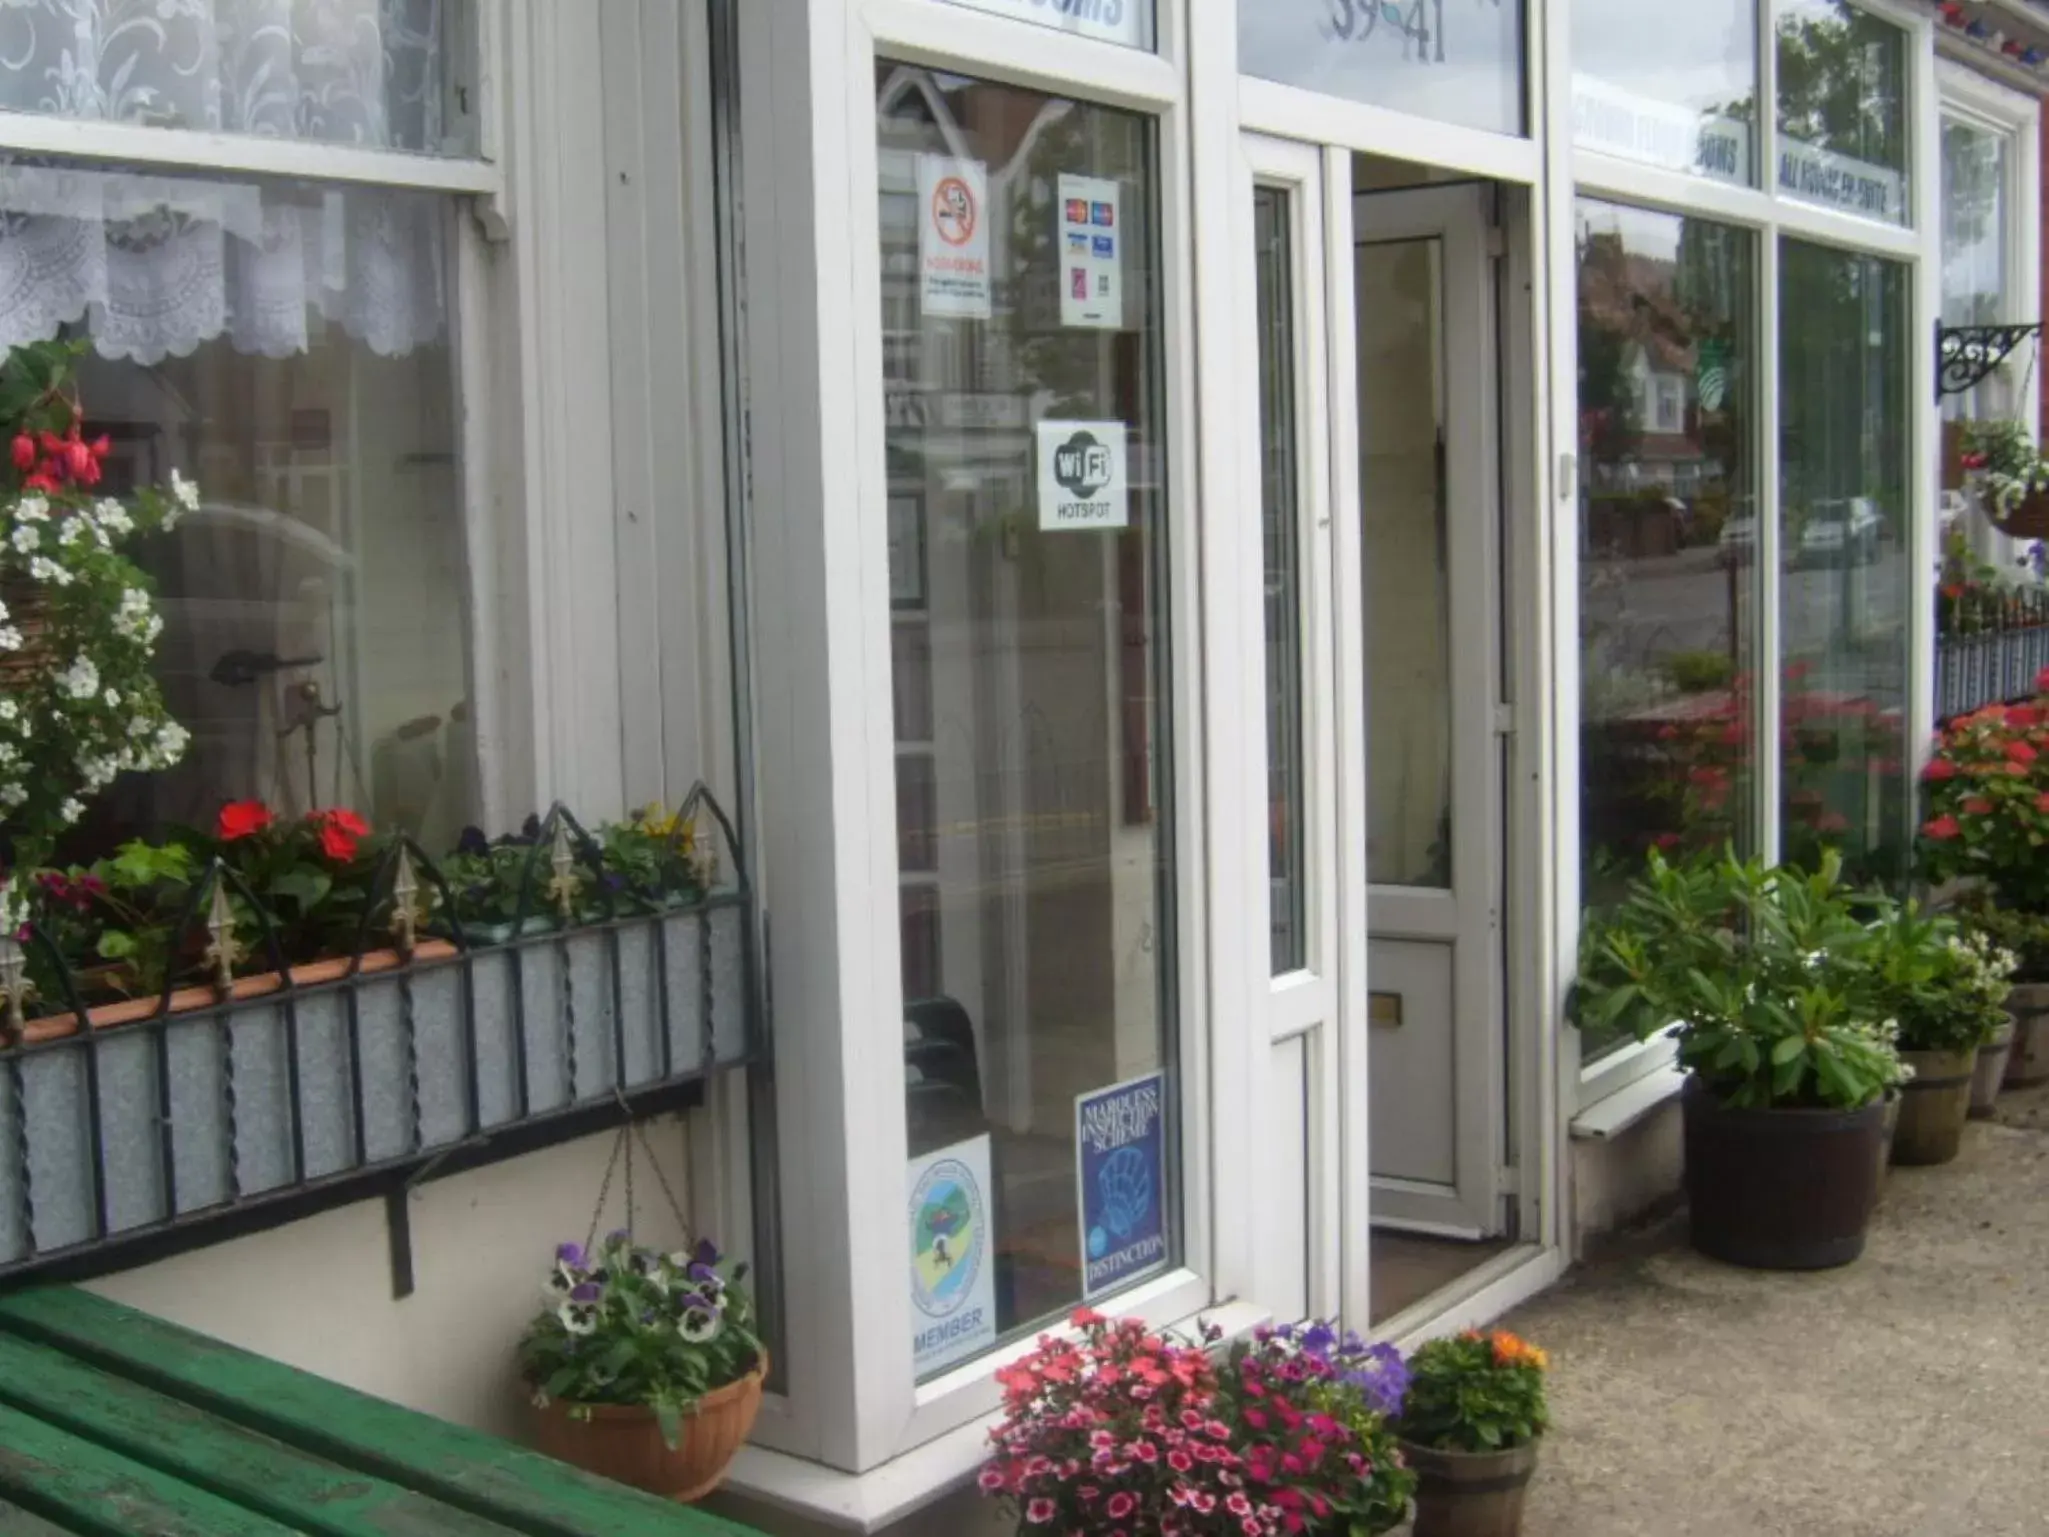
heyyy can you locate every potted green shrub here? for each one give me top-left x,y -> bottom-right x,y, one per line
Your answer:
1575,848 -> 1907,1269
1861,901 -> 2013,1164
1392,1330 -> 1548,1537
521,1232 -> 765,1502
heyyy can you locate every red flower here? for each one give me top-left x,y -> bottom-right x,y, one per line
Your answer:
9,434 -> 32,472
63,439 -> 91,479
1923,815 -> 1962,841
217,800 -> 274,840
88,434 -> 109,460
2035,792 -> 2049,814
2008,739 -> 2039,765
318,823 -> 359,862
319,807 -> 371,839
1963,797 -> 1995,816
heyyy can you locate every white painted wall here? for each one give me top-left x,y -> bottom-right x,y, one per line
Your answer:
88,1119 -> 697,1441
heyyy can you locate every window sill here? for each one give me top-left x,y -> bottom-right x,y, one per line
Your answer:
1570,1061 -> 1688,1142
721,1300 -> 1272,1534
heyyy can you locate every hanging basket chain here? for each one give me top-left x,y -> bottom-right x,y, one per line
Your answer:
581,1092 -> 695,1257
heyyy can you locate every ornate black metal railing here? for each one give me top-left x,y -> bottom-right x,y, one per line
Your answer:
0,785 -> 756,1293
1937,587 -> 2049,723
1937,320 -> 2043,401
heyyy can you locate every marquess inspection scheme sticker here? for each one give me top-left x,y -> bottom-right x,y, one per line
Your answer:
908,1133 -> 997,1375
1036,419 -> 1128,531
1076,1072 -> 1169,1299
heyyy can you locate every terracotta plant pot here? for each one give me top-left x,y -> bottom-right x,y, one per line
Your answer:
531,1355 -> 766,1503
2005,982 -> 2049,1088
1682,1077 -> 1883,1270
1972,1020 -> 2015,1119
19,942 -> 460,1046
1401,1438 -> 1539,1537
1893,1047 -> 1976,1167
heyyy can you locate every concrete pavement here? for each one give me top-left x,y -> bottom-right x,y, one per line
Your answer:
1499,1085 -> 2049,1537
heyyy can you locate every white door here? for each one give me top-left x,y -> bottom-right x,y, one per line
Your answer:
1355,185 -> 1507,1239
1236,134 -> 1370,1327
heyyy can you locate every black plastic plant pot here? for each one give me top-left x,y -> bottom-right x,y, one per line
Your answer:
1682,1076 -> 1885,1271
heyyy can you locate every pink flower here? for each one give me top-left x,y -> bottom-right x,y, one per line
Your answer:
1107,1491 -> 1137,1520
1024,1498 -> 1055,1524
975,1467 -> 1006,1493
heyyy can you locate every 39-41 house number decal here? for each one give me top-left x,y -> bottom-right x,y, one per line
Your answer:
1320,0 -> 1500,61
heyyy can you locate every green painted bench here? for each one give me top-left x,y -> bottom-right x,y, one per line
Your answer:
0,1287 -> 764,1536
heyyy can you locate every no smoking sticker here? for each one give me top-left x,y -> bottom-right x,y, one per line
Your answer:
916,155 -> 991,320
1036,420 -> 1128,532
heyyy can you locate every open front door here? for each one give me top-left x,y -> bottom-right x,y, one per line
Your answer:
1355,184 -> 1508,1241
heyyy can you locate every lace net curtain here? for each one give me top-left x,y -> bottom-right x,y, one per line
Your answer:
0,0 -> 449,363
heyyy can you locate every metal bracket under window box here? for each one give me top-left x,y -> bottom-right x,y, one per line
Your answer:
0,788 -> 758,1294
1936,321 -> 2043,401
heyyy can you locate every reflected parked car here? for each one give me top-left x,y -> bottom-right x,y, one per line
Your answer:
1797,498 -> 1882,567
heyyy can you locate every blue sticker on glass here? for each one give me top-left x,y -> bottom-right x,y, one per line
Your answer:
1076,1072 -> 1168,1299
1091,234 -> 1115,259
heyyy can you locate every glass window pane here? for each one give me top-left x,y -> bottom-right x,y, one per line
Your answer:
878,65 -> 1176,1377
1239,2 -> 1524,139
1778,239 -> 1910,881
1575,200 -> 1757,1054
1255,187 -> 1307,976
11,165 -> 471,858
1571,0 -> 1756,185
1775,0 -> 1909,226
1943,121 -> 2009,327
1360,237 -> 1452,889
0,2 -> 473,156
936,0 -> 1153,49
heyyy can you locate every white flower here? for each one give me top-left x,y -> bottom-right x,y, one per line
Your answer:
0,627 -> 19,652
677,1306 -> 721,1344
151,719 -> 189,767
101,687 -> 120,709
169,468 -> 200,514
128,714 -> 153,738
56,656 -> 98,701
58,797 -> 83,825
14,496 -> 47,523
557,1302 -> 599,1336
55,516 -> 85,548
0,783 -> 23,810
11,522 -> 38,553
113,587 -> 155,641
28,555 -> 71,586
0,743 -> 16,767
94,499 -> 131,536
0,698 -> 16,722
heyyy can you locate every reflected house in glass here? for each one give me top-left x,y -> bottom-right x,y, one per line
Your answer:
0,3 -> 2042,1534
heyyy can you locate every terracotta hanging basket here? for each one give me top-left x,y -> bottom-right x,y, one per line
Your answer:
531,1352 -> 767,1503
1991,489 -> 2049,540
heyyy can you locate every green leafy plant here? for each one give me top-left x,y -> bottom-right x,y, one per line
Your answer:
1953,895 -> 2049,983
210,800 -> 384,966
1660,648 -> 1736,694
1860,897 -> 2015,1053
0,338 -> 192,879
1394,1331 -> 1548,1454
1573,846 -> 1907,1109
519,1232 -> 760,1446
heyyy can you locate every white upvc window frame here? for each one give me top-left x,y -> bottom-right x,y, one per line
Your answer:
1933,56 -> 2044,562
734,0 -> 1217,1481
1566,0 -> 1944,1116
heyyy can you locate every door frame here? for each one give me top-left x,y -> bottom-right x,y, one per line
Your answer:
1353,183 -> 1508,1240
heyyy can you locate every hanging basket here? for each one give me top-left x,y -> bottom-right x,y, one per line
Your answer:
0,579 -> 49,691
1991,490 -> 2049,540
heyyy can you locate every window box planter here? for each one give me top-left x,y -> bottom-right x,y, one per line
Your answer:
0,797 -> 756,1282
